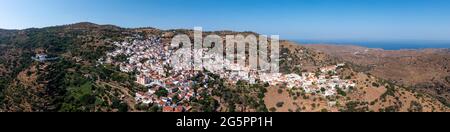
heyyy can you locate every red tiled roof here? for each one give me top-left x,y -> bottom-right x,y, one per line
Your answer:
159,100 -> 165,106
174,106 -> 184,112
163,106 -> 174,112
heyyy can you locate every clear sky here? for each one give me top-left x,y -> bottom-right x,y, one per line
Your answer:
1,0 -> 450,41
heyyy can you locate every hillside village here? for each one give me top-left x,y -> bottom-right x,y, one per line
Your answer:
100,35 -> 356,112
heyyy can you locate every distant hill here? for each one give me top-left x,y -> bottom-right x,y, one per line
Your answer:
0,22 -> 448,112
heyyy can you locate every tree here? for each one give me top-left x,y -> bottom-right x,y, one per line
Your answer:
113,54 -> 128,62
228,103 -> 236,112
26,71 -> 33,76
345,76 -> 351,79
408,101 -> 423,112
117,103 -> 129,112
59,103 -> 78,112
172,94 -> 180,103
328,71 -> 334,75
269,107 -> 277,112
320,88 -> 326,93
155,88 -> 169,97
276,102 -> 284,108
149,104 -> 161,112
372,82 -> 380,87
337,88 -> 347,97
264,82 -> 270,87
277,89 -> 283,94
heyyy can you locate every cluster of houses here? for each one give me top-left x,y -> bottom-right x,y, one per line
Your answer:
100,34 -> 357,112
169,47 -> 260,84
101,35 -> 213,112
168,46 -> 356,97
259,63 -> 356,96
32,54 -> 59,62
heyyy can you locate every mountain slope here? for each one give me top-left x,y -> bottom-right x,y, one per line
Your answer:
304,44 -> 450,107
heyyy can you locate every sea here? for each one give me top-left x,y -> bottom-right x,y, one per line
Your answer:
295,40 -> 450,50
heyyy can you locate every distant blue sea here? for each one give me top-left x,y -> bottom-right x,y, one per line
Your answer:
295,40 -> 450,50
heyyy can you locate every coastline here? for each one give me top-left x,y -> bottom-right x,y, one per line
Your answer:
295,40 -> 450,50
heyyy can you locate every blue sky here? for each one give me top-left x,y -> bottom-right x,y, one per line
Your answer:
1,0 -> 450,41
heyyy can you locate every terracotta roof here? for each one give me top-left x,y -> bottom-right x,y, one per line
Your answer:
174,106 -> 184,112
159,100 -> 165,106
163,106 -> 174,112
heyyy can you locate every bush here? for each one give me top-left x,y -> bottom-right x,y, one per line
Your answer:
113,54 -> 128,62
345,76 -> 351,79
320,88 -> 326,93
26,71 -> 33,76
276,102 -> 284,108
264,82 -> 270,87
269,107 -> 277,112
408,101 -> 423,112
337,88 -> 347,96
277,89 -> 283,94
155,88 -> 169,97
340,101 -> 369,112
381,85 -> 396,99
372,82 -> 380,87
379,106 -> 399,112
228,103 -> 236,112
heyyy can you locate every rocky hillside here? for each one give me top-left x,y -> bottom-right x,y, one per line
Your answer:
304,44 -> 450,107
0,23 -> 448,112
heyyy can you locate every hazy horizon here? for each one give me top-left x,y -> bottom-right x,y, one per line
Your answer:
2,21 -> 450,50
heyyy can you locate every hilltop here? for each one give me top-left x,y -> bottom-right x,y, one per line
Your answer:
0,22 -> 448,112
